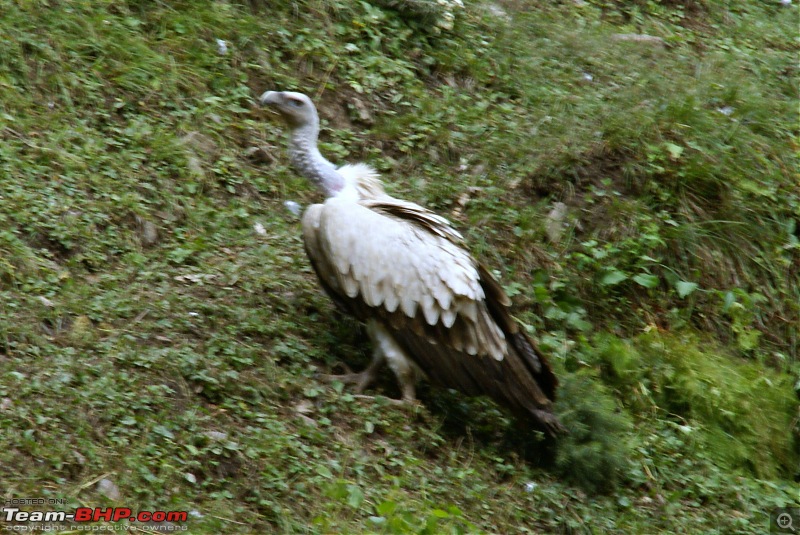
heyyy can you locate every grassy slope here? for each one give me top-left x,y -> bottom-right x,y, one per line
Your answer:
0,0 -> 798,533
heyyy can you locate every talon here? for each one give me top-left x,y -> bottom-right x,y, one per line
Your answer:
352,394 -> 421,408
318,369 -> 379,393
318,372 -> 370,385
318,353 -> 385,394
531,410 -> 568,436
400,382 -> 416,404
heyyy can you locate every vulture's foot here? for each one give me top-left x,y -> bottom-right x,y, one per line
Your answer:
351,394 -> 419,407
318,357 -> 384,394
398,381 -> 417,404
317,357 -> 420,408
531,409 -> 568,437
318,369 -> 378,394
346,373 -> 418,405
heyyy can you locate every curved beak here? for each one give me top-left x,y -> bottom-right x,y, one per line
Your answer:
260,91 -> 280,106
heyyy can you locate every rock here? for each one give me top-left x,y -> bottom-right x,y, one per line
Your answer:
612,33 -> 666,47
283,201 -> 302,216
244,145 -> 275,164
180,131 -> 219,160
350,98 -> 373,124
97,478 -> 121,501
135,215 -> 159,247
203,431 -> 228,441
452,186 -> 481,218
294,400 -> 314,414
545,202 -> 569,243
485,4 -> 510,21
186,155 -> 205,177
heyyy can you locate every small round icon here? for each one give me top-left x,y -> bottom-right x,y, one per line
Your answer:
778,512 -> 796,532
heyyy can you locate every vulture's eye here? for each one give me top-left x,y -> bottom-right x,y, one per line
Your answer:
288,99 -> 304,108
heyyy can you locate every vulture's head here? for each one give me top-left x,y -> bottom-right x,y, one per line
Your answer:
260,91 -> 317,129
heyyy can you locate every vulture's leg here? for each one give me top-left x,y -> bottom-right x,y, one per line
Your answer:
368,321 -> 420,404
318,319 -> 386,392
320,321 -> 419,404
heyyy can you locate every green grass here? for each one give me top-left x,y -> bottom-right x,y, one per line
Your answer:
0,0 -> 798,532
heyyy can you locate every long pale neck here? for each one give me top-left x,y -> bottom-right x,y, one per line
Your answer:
288,123 -> 344,197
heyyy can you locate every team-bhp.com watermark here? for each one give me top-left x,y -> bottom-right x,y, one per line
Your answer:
2,498 -> 188,532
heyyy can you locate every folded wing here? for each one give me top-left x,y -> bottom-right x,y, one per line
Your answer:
302,195 -> 561,433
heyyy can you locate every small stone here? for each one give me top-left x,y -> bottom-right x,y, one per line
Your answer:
351,98 -> 373,124
294,400 -> 314,414
135,216 -> 159,246
612,33 -> 666,47
187,155 -> 205,177
181,131 -> 219,160
545,202 -> 569,243
486,4 -> 510,20
97,478 -> 121,501
284,201 -> 302,216
73,450 -> 87,465
244,145 -> 274,164
204,431 -> 228,441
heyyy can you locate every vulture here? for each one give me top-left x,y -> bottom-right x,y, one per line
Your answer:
260,90 -> 564,436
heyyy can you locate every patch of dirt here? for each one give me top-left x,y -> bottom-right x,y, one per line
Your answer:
522,148 -> 645,242
526,148 -> 635,201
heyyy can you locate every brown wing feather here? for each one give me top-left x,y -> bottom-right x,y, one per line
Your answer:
477,264 -> 559,401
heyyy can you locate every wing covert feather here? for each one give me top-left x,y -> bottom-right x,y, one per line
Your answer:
314,197 -> 506,355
